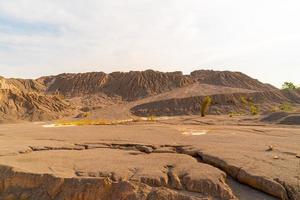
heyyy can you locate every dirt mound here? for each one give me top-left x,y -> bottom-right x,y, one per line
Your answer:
279,114 -> 300,125
261,112 -> 300,125
1,69 -> 296,122
261,112 -> 290,122
38,72 -> 108,97
191,70 -> 276,91
39,69 -> 277,101
131,90 -> 300,117
0,77 -> 45,92
0,89 -> 73,122
281,88 -> 300,103
0,77 -> 73,122
103,70 -> 193,100
40,70 -> 193,100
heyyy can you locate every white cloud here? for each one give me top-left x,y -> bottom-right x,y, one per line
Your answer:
0,0 -> 299,87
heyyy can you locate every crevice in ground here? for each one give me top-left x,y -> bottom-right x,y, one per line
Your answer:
0,163 -> 231,200
15,141 -> 298,199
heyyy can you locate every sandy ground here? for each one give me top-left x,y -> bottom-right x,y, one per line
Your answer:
0,115 -> 299,199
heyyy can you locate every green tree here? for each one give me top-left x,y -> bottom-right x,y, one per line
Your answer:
282,82 -> 297,90
201,96 -> 212,117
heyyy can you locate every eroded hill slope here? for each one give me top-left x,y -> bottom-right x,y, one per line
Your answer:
1,69 -> 299,121
0,77 -> 73,122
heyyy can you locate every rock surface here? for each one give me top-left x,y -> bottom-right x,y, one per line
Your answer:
0,116 -> 298,199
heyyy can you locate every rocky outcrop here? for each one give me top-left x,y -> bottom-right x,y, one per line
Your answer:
38,69 -> 280,101
0,165 -> 143,200
38,72 -> 108,97
0,89 -> 72,122
0,166 -> 225,200
0,143 -> 237,200
102,71 -> 193,101
0,76 -> 45,92
39,70 -> 193,101
9,141 -> 297,200
177,146 -> 300,200
0,76 -> 73,122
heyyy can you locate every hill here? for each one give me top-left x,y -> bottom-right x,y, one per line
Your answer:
1,69 -> 299,122
39,69 -> 275,100
190,70 -> 276,91
0,77 -> 73,122
39,70 -> 193,100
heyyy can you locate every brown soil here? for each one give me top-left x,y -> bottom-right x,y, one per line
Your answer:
1,70 -> 299,199
0,116 -> 299,199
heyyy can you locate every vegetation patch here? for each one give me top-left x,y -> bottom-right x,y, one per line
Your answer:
56,116 -> 158,126
56,119 -> 113,126
282,82 -> 299,90
279,102 -> 294,112
250,104 -> 260,115
201,96 -> 212,117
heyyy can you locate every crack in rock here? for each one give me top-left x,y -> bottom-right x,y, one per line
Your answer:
178,148 -> 292,200
2,141 -> 296,200
0,164 -> 235,200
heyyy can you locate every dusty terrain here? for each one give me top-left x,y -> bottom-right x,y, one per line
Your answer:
1,70 -> 300,122
0,116 -> 299,200
0,70 -> 299,199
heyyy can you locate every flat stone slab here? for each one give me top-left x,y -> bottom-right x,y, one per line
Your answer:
0,116 -> 299,199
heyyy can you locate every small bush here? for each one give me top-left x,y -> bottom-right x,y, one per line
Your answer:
147,116 -> 156,122
282,82 -> 298,90
279,102 -> 293,112
201,96 -> 212,117
250,104 -> 259,115
240,96 -> 249,106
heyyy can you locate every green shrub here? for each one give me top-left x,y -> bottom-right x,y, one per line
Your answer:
282,82 -> 298,90
147,116 -> 156,122
201,96 -> 212,117
250,104 -> 259,115
279,102 -> 293,112
240,96 -> 248,106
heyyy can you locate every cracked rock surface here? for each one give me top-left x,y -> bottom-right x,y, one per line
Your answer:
0,116 -> 299,199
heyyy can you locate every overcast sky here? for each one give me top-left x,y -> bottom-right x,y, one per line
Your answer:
0,0 -> 299,87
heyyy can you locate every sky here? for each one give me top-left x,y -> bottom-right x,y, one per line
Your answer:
0,0 -> 299,87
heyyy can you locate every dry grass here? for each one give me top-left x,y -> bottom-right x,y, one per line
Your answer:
56,119 -> 114,126
147,116 -> 156,122
56,116 -> 158,126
